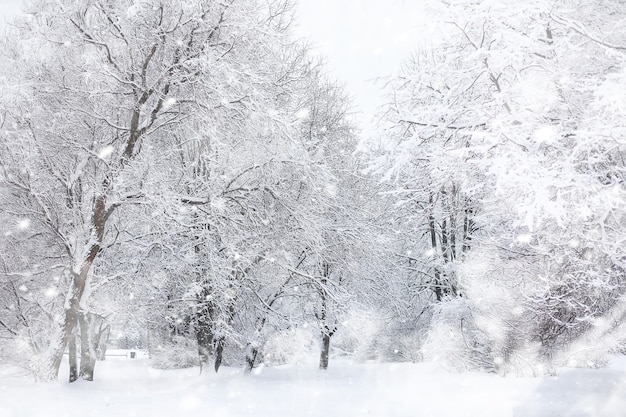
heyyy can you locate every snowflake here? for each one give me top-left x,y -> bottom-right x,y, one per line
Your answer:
533,126 -> 557,144
163,97 -> 177,110
98,145 -> 115,160
295,107 -> 310,119
45,287 -> 58,298
17,218 -> 30,230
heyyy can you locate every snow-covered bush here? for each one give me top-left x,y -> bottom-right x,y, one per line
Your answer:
329,309 -> 381,361
554,292 -> 626,369
0,336 -> 40,377
458,248 -> 545,376
150,336 -> 198,370
421,298 -> 495,372
263,328 -> 317,366
347,314 -> 429,363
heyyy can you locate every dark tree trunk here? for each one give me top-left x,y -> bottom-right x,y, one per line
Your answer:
319,333 -> 331,370
318,264 -> 336,370
448,185 -> 458,261
68,334 -> 78,383
195,291 -> 215,364
462,207 -> 475,253
449,215 -> 457,261
214,285 -> 236,373
441,217 -> 450,263
428,196 -> 443,302
196,322 -> 214,365
244,344 -> 258,374
214,336 -> 225,372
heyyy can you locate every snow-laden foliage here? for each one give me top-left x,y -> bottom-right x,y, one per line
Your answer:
2,0 -> 625,384
372,0 -> 626,374
151,336 -> 199,370
263,327 -> 317,366
0,0 -> 382,380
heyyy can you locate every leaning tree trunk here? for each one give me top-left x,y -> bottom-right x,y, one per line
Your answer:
47,265 -> 94,381
47,196 -> 108,381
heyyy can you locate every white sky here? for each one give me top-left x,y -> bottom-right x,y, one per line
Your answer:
0,0 -> 432,133
294,0 -> 432,133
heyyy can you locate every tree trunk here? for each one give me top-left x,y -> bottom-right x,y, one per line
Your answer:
68,333 -> 78,383
214,286 -> 236,373
78,313 -> 96,381
95,323 -> 110,361
195,291 -> 215,364
244,325 -> 266,374
47,202 -> 104,381
448,185 -> 458,261
196,323 -> 214,365
47,298 -> 73,378
56,195 -> 109,381
428,196 -> 443,302
441,217 -> 450,264
462,206 -> 475,254
319,333 -> 331,370
214,336 -> 225,372
244,342 -> 259,374
318,265 -> 335,370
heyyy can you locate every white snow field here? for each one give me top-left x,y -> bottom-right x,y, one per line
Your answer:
1,355 -> 625,417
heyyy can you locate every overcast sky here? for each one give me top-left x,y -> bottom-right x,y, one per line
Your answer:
293,0 -> 432,132
0,0 -> 20,24
0,0 -> 431,133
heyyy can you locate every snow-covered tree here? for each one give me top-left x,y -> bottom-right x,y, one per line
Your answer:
0,0 -> 316,381
373,0 -> 626,373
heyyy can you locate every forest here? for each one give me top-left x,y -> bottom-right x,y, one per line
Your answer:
0,0 -> 625,386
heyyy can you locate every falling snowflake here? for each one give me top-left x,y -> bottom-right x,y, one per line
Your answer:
533,126 -> 558,144
45,287 -> 58,298
98,145 -> 115,159
295,107 -> 310,119
17,218 -> 30,230
163,97 -> 177,110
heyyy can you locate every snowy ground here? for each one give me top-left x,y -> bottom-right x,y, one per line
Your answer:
1,355 -> 625,417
